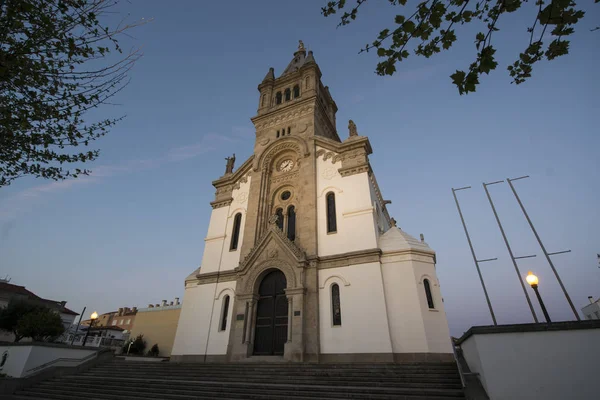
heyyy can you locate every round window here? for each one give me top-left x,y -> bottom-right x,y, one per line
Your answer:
281,191 -> 291,201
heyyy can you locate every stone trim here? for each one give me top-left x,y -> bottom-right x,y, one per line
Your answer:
210,198 -> 233,209
204,234 -> 226,243
318,248 -> 381,270
195,270 -> 238,285
284,287 -> 306,296
342,206 -> 374,218
338,163 -> 370,177
380,250 -> 436,264
455,320 -> 600,346
237,225 -> 306,275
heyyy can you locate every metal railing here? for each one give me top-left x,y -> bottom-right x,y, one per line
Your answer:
451,340 -> 466,388
25,351 -> 98,374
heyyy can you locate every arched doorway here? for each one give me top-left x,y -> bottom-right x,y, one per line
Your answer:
253,269 -> 288,355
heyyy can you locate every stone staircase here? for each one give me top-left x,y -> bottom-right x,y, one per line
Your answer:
11,359 -> 466,399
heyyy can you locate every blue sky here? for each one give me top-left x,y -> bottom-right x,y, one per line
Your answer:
1,0 -> 598,336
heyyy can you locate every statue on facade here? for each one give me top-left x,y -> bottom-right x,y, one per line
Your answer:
224,153 -> 236,174
348,120 -> 358,137
298,40 -> 305,51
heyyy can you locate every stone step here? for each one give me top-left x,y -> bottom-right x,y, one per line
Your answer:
92,365 -> 460,375
42,376 -> 463,391
81,369 -> 460,379
12,392 -> 464,400
65,373 -> 461,386
106,361 -> 459,370
22,382 -> 465,400
28,376 -> 465,397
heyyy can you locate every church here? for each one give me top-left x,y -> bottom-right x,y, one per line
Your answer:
171,42 -> 452,363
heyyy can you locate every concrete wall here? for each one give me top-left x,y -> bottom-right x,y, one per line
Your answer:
461,325 -> 600,400
318,262 -> 392,355
0,344 -> 96,378
128,306 -> 181,357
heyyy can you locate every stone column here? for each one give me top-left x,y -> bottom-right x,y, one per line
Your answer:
229,293 -> 258,361
284,287 -> 306,362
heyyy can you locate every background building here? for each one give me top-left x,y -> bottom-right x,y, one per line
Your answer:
129,298 -> 181,357
0,280 -> 79,342
582,296 -> 600,320
81,306 -> 138,330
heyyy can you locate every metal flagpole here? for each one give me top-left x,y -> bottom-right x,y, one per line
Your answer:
452,187 -> 498,325
507,176 -> 580,321
483,181 -> 539,323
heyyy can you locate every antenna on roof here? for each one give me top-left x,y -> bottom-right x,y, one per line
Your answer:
0,275 -> 11,283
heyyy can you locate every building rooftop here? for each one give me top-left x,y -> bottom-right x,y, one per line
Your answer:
0,281 -> 78,315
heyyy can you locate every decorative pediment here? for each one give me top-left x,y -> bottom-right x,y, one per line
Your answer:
236,223 -> 306,275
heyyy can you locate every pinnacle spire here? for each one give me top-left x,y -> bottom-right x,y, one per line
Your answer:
262,67 -> 274,82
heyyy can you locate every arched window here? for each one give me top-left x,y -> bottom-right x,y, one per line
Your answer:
261,95 -> 266,107
287,127 -> 291,135
220,295 -> 230,331
287,206 -> 296,241
276,130 -> 280,138
424,279 -> 435,309
326,192 -> 337,233
275,92 -> 282,104
230,213 -> 242,251
275,208 -> 284,231
305,76 -> 310,89
332,284 -> 342,326
293,85 -> 300,98
284,88 -> 291,101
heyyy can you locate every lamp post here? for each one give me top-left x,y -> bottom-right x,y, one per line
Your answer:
526,272 -> 551,323
82,311 -> 98,346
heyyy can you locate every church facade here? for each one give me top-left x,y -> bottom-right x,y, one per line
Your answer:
171,43 -> 452,363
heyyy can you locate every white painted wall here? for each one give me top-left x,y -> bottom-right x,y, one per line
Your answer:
462,328 -> 599,400
414,261 -> 453,353
380,257 -> 428,353
171,281 -> 237,357
0,345 -> 96,377
319,262 -> 392,354
206,281 -> 237,355
198,176 -> 250,275
316,148 -> 378,257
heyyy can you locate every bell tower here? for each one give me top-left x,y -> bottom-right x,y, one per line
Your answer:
240,41 -> 340,260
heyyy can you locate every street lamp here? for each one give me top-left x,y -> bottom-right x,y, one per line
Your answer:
82,311 -> 98,346
526,272 -> 552,323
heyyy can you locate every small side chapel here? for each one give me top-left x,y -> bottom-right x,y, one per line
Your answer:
171,42 -> 453,363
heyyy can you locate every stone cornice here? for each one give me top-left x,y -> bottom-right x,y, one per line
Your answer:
195,269 -> 238,285
317,248 -> 382,270
210,198 -> 233,209
251,97 -> 316,128
313,135 -> 373,156
338,163 -> 371,177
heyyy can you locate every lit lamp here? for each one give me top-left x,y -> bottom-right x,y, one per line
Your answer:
82,311 -> 98,346
526,272 -> 551,323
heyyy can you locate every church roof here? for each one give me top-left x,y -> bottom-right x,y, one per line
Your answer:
280,41 -> 310,77
378,226 -> 434,254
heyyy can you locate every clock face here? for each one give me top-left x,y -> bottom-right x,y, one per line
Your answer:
279,159 -> 294,172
